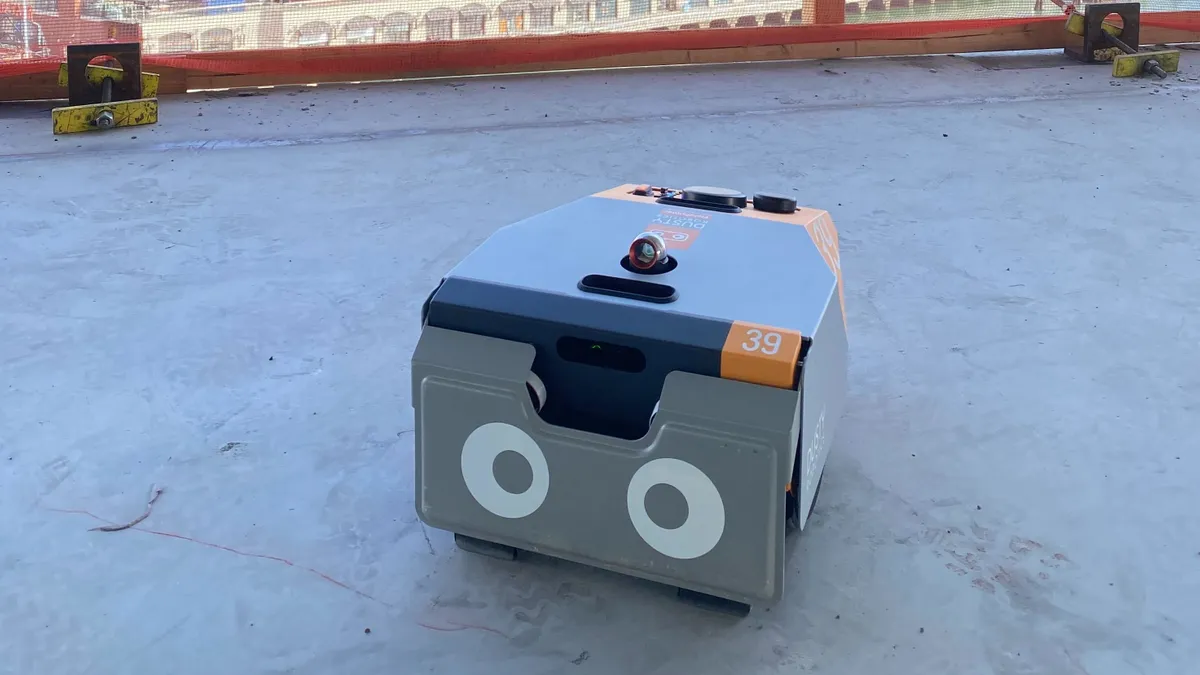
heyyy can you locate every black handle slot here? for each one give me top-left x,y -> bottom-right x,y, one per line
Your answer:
655,197 -> 741,214
578,274 -> 677,303
556,336 -> 646,373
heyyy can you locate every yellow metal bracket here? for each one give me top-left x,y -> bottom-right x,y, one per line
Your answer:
52,99 -> 159,135
56,63 -> 160,99
1064,12 -> 1122,39
1063,3 -> 1181,79
1112,49 -> 1180,78
51,43 -> 161,135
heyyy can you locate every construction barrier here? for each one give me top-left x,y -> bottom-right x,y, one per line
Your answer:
1,0 -> 1198,98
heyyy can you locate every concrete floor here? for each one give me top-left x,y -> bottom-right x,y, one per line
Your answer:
2,49 -> 1199,675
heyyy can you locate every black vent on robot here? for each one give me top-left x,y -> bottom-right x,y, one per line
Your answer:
578,274 -> 677,303
556,336 -> 646,373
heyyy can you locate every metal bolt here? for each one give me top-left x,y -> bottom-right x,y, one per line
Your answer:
94,110 -> 115,130
1145,59 -> 1167,79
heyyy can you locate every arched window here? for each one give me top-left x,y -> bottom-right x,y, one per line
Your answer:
530,0 -> 556,30
344,16 -> 381,44
458,3 -> 487,36
158,31 -> 195,53
424,7 -> 455,41
199,27 -> 234,51
564,0 -> 588,23
497,0 -> 530,33
382,12 -> 414,42
296,21 -> 332,46
595,0 -> 617,19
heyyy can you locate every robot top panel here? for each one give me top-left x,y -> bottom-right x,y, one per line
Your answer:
441,184 -> 840,338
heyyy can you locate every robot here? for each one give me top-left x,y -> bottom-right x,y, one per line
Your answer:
412,185 -> 847,614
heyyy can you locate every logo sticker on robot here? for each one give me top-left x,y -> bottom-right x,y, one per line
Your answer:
626,458 -> 726,560
809,213 -> 846,329
803,406 -> 828,496
461,422 -> 550,519
646,225 -> 700,250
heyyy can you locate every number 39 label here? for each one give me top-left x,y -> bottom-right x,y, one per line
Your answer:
741,327 -> 783,355
720,321 -> 803,389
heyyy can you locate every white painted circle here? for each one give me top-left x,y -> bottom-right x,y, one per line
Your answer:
626,458 -> 725,560
461,422 -> 549,519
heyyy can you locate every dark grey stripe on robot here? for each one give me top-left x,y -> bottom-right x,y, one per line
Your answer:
425,276 -> 731,441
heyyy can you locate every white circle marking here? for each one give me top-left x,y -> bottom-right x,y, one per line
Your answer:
461,422 -> 549,519
627,458 -> 725,560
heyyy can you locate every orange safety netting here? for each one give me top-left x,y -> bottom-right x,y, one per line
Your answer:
1,0 -> 1197,85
